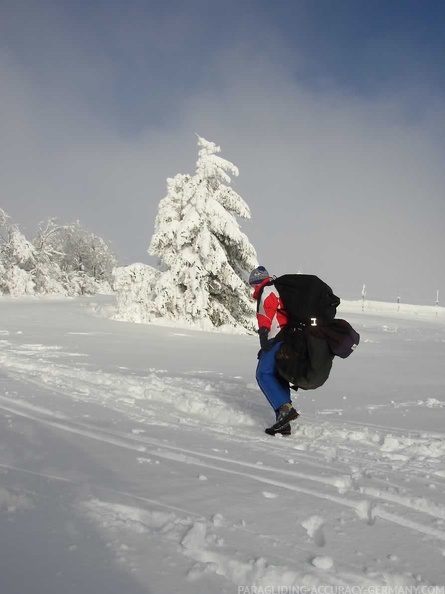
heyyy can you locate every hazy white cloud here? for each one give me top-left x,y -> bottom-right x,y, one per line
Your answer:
1,2 -> 444,304
172,55 -> 445,302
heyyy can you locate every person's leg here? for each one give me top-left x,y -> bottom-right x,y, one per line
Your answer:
256,342 -> 291,412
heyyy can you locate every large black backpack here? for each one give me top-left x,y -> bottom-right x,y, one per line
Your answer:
272,274 -> 340,327
256,274 -> 358,389
260,274 -> 348,390
275,325 -> 334,390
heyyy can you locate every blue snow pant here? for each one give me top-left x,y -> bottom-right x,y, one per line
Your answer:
256,341 -> 291,419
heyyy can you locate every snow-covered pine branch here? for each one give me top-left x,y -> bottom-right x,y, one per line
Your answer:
114,136 -> 258,332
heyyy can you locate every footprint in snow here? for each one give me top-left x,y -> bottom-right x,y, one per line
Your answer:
311,556 -> 333,570
301,515 -> 326,547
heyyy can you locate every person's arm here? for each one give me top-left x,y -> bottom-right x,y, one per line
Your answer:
257,290 -> 279,350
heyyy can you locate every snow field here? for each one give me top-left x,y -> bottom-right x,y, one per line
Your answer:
0,296 -> 444,592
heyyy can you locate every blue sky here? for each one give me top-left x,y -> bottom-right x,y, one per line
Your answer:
1,0 -> 445,303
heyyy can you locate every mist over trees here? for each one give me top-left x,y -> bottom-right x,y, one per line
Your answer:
114,136 -> 258,331
0,209 -> 116,296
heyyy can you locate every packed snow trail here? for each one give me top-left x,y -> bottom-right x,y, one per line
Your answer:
0,297 -> 444,593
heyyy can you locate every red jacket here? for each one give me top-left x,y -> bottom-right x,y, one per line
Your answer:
253,278 -> 289,339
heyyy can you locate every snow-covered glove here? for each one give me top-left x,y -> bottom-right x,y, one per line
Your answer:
258,327 -> 272,352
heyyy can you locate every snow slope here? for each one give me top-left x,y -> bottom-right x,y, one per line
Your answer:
0,296 -> 444,593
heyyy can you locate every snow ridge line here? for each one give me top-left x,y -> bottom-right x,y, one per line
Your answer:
2,398 -> 445,542
0,396 -> 425,495
0,348 -> 256,427
1,342 -> 445,464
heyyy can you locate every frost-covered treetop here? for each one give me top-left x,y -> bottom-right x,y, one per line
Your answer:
196,135 -> 239,182
194,135 -> 251,220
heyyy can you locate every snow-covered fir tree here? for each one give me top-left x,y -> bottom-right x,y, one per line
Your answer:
114,136 -> 258,331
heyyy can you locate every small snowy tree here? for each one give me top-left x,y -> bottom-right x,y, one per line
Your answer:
31,218 -> 66,294
113,263 -> 161,323
43,221 -> 116,294
115,136 -> 258,331
1,209 -> 116,296
0,208 -> 36,295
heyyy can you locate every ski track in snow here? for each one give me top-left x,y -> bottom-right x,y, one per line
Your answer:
1,393 -> 445,542
1,306 -> 445,591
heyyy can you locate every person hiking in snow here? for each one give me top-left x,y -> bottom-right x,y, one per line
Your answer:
249,266 -> 299,436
